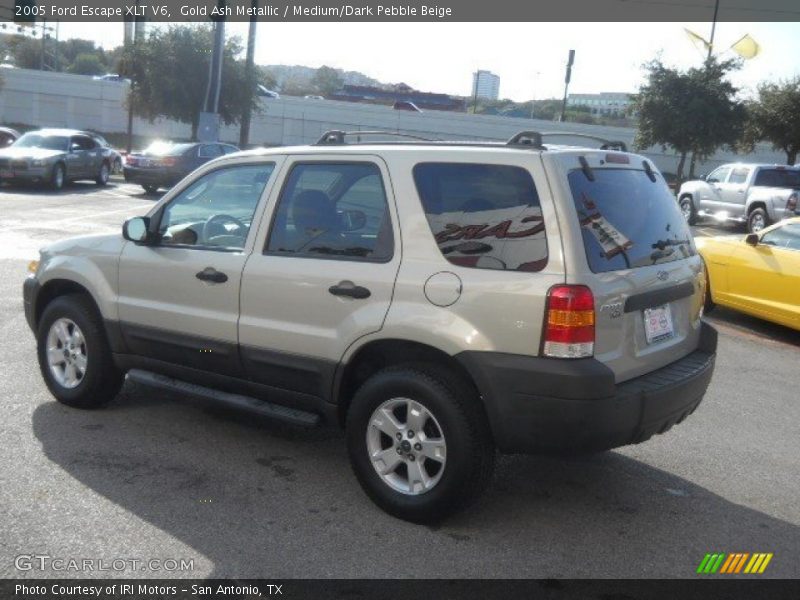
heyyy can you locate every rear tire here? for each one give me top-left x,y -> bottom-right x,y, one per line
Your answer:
142,184 -> 158,194
346,365 -> 495,523
679,195 -> 697,225
747,207 -> 769,234
36,294 -> 123,409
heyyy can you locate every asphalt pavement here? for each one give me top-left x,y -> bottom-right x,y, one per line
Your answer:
0,179 -> 798,578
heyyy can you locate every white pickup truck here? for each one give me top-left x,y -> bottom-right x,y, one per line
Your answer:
677,163 -> 800,233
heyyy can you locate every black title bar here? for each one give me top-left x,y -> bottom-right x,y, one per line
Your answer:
2,0 -> 800,22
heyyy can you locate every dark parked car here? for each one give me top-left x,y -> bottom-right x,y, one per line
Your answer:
0,127 -> 20,147
0,128 -> 116,189
123,141 -> 239,193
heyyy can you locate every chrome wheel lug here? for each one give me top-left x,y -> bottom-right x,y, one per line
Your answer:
407,430 -> 415,438
396,432 -> 402,440
414,443 -> 422,451
408,454 -> 415,461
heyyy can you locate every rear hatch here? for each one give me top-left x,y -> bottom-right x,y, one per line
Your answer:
547,151 -> 706,383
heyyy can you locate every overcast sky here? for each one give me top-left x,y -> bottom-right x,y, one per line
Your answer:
54,21 -> 800,101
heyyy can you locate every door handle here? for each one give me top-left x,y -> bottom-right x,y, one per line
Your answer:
328,281 -> 371,299
196,267 -> 228,283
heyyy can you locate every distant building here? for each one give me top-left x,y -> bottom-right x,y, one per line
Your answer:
472,70 -> 500,101
567,92 -> 634,117
328,83 -> 466,112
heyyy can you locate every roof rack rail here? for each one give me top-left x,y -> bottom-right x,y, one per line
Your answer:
316,130 -> 435,145
506,131 -> 544,148
539,132 -> 628,152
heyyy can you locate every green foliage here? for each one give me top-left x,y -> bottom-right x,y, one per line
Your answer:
634,58 -> 745,180
741,78 -> 800,165
311,65 -> 344,96
122,25 -> 262,140
68,53 -> 104,76
4,34 -> 115,73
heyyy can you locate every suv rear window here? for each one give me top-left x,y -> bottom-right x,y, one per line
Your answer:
413,163 -> 548,272
568,168 -> 695,273
753,168 -> 800,188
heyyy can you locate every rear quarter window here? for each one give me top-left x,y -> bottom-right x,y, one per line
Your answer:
412,163 -> 548,272
568,168 -> 696,273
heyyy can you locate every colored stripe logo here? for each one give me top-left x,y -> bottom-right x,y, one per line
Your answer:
696,553 -> 773,574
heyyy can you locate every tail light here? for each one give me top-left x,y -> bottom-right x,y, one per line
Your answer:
158,157 -> 177,167
542,285 -> 595,358
125,155 -> 137,166
787,193 -> 798,214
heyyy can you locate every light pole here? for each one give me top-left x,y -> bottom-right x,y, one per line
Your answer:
529,70 -> 541,120
559,50 -> 575,123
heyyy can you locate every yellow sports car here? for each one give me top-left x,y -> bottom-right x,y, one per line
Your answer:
696,217 -> 800,331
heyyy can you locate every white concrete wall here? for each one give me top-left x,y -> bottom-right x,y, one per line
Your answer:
0,66 -> 787,174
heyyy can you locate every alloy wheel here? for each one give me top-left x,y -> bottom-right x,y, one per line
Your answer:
366,397 -> 447,495
46,318 -> 87,389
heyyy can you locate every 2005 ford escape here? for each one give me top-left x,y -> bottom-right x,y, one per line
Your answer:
23,130 -> 717,522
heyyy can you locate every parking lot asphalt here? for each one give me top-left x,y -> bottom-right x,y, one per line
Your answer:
1,180 -> 798,578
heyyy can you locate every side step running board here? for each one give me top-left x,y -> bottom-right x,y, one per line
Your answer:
126,369 -> 321,427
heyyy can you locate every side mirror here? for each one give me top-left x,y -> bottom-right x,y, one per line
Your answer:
745,233 -> 759,246
339,209 -> 367,232
123,217 -> 154,244
70,143 -> 81,152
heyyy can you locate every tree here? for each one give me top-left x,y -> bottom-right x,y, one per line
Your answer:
634,58 -> 745,181
741,78 -> 800,165
311,65 -> 344,96
68,53 -> 105,75
122,25 -> 261,141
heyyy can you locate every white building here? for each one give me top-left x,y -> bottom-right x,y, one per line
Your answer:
472,70 -> 500,101
567,92 -> 633,116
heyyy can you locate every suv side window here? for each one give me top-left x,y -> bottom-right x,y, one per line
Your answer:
754,168 -> 800,188
266,162 -> 393,261
157,163 -> 274,250
728,167 -> 750,184
412,163 -> 548,272
706,166 -> 731,183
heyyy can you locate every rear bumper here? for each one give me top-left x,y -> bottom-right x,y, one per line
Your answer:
123,167 -> 181,187
457,321 -> 718,454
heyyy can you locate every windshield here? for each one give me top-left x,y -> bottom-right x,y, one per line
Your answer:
568,168 -> 696,272
14,133 -> 69,151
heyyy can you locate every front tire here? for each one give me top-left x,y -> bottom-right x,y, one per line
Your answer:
37,294 -> 123,409
142,184 -> 158,194
346,365 -> 495,523
50,163 -> 65,190
747,207 -> 769,234
679,195 -> 697,225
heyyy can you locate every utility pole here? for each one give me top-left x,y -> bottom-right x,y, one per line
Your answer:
707,0 -> 720,61
559,49 -> 575,122
125,6 -> 141,153
529,70 -> 541,120
199,1 -> 226,142
239,0 -> 258,148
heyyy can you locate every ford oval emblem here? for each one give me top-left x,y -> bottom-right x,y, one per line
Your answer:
657,270 -> 669,281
